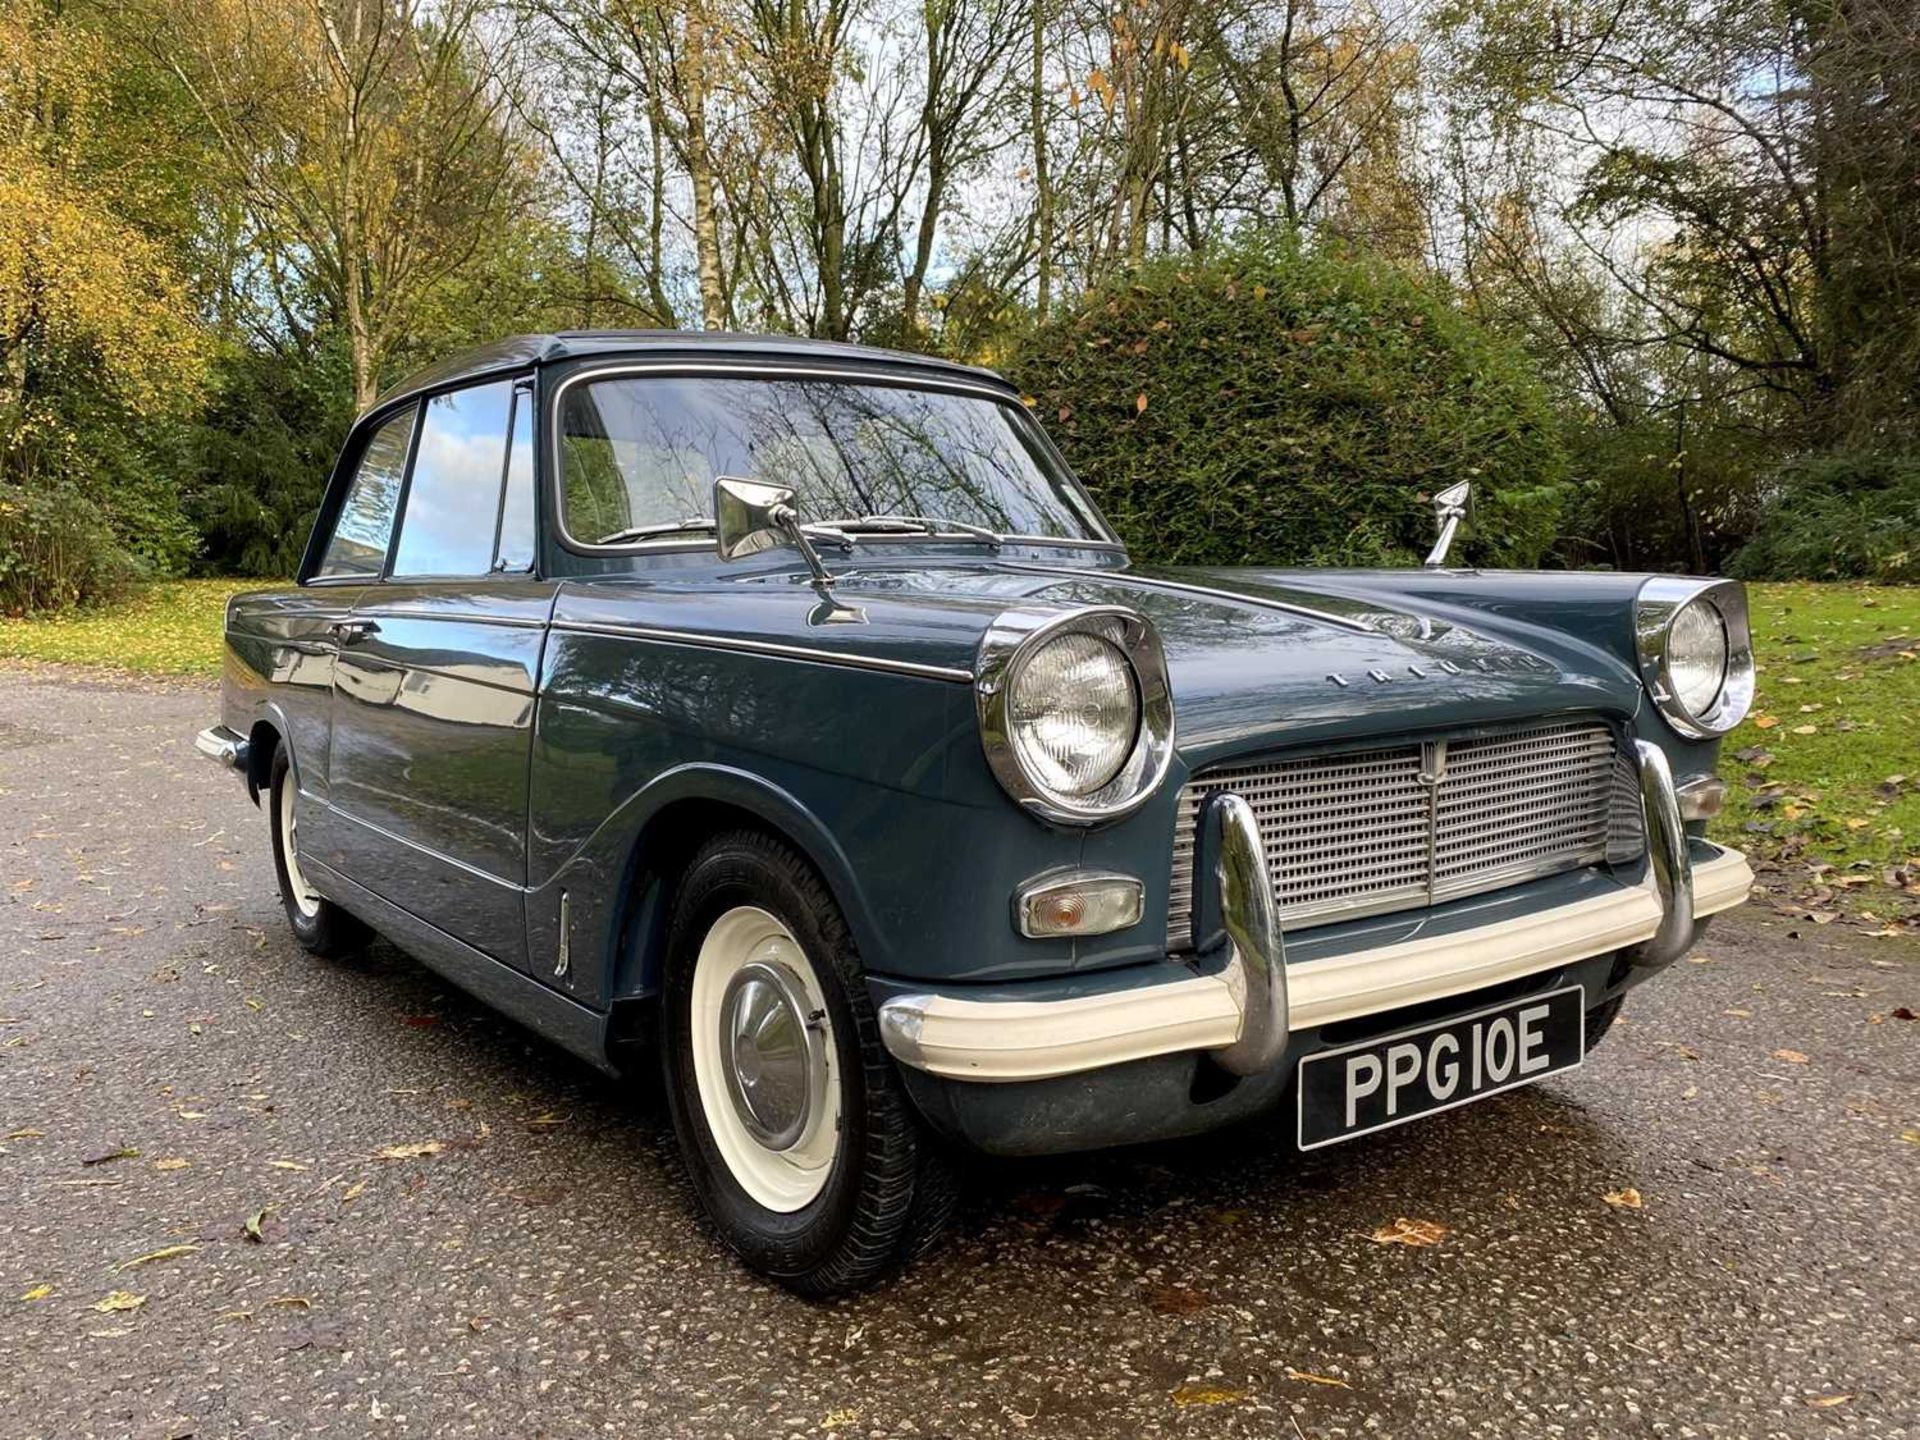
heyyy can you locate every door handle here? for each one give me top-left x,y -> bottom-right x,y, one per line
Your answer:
329,619 -> 380,644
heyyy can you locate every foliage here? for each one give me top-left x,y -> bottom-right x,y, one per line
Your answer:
179,342 -> 355,577
0,577 -> 264,671
1710,584 -> 1920,919
1727,453 -> 1920,585
1554,419 -> 1772,573
0,2 -> 209,606
0,486 -> 137,615
1008,240 -> 1568,568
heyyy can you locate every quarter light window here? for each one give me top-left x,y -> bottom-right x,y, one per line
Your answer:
318,407 -> 417,578
392,380 -> 515,578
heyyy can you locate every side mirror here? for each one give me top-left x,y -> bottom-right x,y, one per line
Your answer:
711,475 -> 865,625
714,476 -> 800,561
1423,480 -> 1471,569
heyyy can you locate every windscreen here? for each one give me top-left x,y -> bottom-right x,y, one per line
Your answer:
557,373 -> 1105,545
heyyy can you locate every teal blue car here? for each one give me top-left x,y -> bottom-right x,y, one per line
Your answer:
197,332 -> 1755,1293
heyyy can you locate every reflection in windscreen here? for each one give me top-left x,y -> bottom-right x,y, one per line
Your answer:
559,375 -> 1102,544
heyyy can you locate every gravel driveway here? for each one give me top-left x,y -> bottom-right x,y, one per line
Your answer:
1,666 -> 1915,1439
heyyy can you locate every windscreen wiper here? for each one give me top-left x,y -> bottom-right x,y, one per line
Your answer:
819,514 -> 1003,548
595,517 -> 717,544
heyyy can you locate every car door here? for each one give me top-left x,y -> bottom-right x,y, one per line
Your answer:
290,404 -> 421,864
324,377 -> 552,971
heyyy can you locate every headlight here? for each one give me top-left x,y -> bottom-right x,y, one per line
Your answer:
1634,578 -> 1754,738
976,606 -> 1175,824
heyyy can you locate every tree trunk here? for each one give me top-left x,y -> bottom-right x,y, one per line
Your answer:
1032,0 -> 1052,321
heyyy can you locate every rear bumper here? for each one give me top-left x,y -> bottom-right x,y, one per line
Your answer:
194,725 -> 250,771
878,740 -> 1752,1089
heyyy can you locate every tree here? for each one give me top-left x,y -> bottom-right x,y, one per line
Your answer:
140,0 -> 541,408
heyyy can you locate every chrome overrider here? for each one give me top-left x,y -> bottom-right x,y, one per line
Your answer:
876,735 -> 1739,1085
1624,739 -> 1695,970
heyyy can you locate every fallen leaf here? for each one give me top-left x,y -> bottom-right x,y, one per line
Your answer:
399,1014 -> 440,1029
1890,1007 -> 1915,1021
6,1127 -> 43,1140
1134,392 -> 1148,414
820,1408 -> 861,1428
90,1290 -> 146,1313
20,1284 -> 52,1301
1772,1048 -> 1810,1065
113,1244 -> 199,1272
1284,1367 -> 1351,1388
375,1141 -> 445,1160
1145,1285 -> 1208,1315
1805,1394 -> 1853,1408
152,1158 -> 190,1171
1603,1188 -> 1644,1210
1369,1217 -> 1448,1247
81,1145 -> 138,1167
1170,1384 -> 1245,1406
1790,724 -> 1818,735
267,1159 -> 311,1172
267,1295 -> 312,1309
341,1180 -> 367,1202
243,1206 -> 273,1243
1752,715 -> 1779,729
525,1112 -> 566,1131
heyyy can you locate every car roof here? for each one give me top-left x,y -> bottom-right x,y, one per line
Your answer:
371,330 -> 1014,414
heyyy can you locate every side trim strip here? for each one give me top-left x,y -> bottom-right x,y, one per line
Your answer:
1001,564 -> 1377,634
550,619 -> 974,683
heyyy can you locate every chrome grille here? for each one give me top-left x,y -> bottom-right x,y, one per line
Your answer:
1167,720 -> 1627,949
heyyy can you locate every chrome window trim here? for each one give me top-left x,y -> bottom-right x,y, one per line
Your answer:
545,360 -> 1121,557
550,618 -> 974,683
1633,576 -> 1755,739
975,604 -> 1176,826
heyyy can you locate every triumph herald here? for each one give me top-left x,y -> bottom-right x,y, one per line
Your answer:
197,332 -> 1754,1293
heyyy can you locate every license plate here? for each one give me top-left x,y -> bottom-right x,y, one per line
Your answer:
1296,986 -> 1585,1151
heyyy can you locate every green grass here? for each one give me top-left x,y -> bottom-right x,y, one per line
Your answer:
0,578 -> 274,676
1711,582 -> 1920,920
5,574 -> 1915,918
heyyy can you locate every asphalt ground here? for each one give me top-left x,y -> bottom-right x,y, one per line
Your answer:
1,665 -> 1915,1439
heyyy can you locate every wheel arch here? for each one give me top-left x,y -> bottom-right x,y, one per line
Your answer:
603,764 -> 880,1015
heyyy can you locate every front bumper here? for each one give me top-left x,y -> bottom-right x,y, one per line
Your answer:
878,740 -> 1752,1088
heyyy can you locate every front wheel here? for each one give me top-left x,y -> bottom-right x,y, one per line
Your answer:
267,746 -> 365,958
661,830 -> 953,1295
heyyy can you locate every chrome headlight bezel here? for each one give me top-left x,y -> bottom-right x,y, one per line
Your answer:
976,605 -> 1176,825
1634,577 -> 1754,739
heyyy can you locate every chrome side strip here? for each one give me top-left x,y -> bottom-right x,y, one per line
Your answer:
1001,564 -> 1376,634
550,619 -> 974,683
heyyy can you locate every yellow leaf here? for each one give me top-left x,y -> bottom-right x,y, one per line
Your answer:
113,1243 -> 198,1272
20,1284 -> 52,1301
1805,1394 -> 1852,1408
342,1179 -> 367,1202
1603,1188 -> 1643,1209
6,1127 -> 43,1140
375,1141 -> 445,1160
267,1159 -> 310,1171
1284,1367 -> 1351,1388
1790,724 -> 1818,735
1369,1217 -> 1448,1247
153,1157 -> 190,1171
1846,818 -> 1870,830
1134,392 -> 1148,414
91,1290 -> 146,1313
1171,1384 -> 1245,1406
1752,715 -> 1779,729
1772,1048 -> 1810,1064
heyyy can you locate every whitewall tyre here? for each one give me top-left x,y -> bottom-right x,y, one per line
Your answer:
661,830 -> 955,1295
267,746 -> 365,958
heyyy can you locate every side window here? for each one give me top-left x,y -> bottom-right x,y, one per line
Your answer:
391,380 -> 515,578
318,407 -> 416,578
492,381 -> 536,572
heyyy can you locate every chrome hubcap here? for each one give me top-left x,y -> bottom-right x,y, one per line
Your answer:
720,961 -> 825,1150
